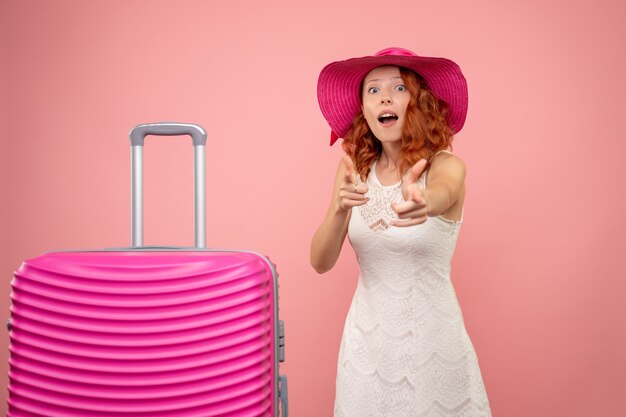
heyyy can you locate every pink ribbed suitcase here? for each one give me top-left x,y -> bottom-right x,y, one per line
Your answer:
8,123 -> 288,417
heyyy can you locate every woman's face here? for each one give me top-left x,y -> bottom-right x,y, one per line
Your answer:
361,66 -> 410,144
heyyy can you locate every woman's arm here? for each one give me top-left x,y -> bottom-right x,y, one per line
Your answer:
310,155 -> 369,273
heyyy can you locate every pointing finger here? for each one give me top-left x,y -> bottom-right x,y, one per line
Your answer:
342,154 -> 355,175
404,159 -> 428,185
342,154 -> 356,184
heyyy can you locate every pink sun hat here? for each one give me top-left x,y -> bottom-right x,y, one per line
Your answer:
317,47 -> 468,145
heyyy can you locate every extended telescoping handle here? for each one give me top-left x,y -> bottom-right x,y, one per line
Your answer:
129,122 -> 208,248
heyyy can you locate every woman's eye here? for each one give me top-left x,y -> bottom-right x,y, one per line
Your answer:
368,87 -> 379,94
395,85 -> 406,92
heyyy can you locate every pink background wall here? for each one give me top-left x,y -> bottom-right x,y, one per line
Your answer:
1,0 -> 625,415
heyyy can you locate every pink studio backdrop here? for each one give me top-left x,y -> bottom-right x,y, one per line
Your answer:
1,0 -> 625,416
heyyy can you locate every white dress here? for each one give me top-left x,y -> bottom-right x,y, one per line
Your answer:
334,159 -> 492,417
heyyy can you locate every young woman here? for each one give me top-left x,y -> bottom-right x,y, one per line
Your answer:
311,47 -> 492,417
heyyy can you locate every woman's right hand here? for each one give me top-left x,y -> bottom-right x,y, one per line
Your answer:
336,154 -> 369,211
310,154 -> 368,274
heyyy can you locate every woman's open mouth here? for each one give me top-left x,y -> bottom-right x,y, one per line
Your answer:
377,112 -> 399,127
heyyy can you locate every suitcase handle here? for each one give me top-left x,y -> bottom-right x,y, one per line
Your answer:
130,123 -> 207,146
129,122 -> 208,248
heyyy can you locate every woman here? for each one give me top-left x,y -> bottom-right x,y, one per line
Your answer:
311,47 -> 492,417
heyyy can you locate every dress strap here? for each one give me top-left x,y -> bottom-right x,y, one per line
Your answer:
429,149 -> 453,163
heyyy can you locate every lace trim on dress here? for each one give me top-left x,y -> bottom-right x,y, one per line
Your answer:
358,160 -> 409,231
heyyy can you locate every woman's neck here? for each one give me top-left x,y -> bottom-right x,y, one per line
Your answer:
378,142 -> 402,170
376,143 -> 404,185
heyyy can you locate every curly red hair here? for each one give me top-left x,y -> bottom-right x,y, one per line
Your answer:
342,67 -> 454,181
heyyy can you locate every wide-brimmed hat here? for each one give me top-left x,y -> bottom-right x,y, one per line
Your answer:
317,47 -> 468,145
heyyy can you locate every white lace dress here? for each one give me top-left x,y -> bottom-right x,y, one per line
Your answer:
334,160 -> 492,417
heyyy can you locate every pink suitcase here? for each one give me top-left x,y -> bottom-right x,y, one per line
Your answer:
8,123 -> 288,417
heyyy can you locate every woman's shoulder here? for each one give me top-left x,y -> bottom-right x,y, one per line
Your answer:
430,150 -> 465,167
428,150 -> 466,179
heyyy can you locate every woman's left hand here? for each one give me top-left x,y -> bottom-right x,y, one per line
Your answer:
391,159 -> 429,227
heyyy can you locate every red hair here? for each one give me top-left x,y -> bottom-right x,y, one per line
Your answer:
342,67 -> 454,181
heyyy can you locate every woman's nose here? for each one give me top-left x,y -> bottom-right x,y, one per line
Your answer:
381,94 -> 392,104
